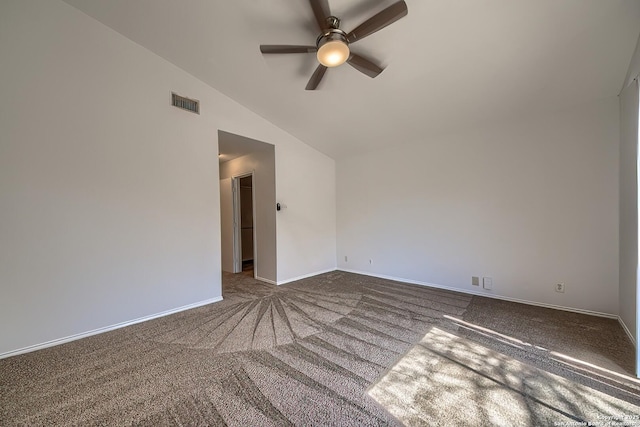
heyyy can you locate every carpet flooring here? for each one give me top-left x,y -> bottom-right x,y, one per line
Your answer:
1,271 -> 638,426
368,328 -> 639,426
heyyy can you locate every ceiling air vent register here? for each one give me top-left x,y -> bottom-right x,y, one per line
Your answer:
171,92 -> 199,114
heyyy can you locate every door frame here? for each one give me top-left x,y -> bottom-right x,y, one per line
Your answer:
232,171 -> 257,277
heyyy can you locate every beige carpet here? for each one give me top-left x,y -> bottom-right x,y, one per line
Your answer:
1,271 -> 637,425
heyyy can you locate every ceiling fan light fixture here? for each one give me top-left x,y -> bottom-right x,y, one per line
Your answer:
259,1 -> 409,89
316,30 -> 350,67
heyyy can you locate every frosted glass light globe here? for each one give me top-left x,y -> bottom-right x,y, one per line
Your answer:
317,40 -> 350,67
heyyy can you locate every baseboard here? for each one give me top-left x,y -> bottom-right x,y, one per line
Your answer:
255,276 -> 276,285
0,296 -> 223,360
618,316 -> 637,347
338,268 -> 618,319
277,268 -> 337,286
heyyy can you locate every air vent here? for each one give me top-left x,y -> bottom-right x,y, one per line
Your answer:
171,92 -> 199,114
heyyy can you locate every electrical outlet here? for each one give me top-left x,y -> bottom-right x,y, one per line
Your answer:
344,256 -> 348,262
483,277 -> 493,290
472,276 -> 480,286
369,259 -> 373,264
555,283 -> 565,293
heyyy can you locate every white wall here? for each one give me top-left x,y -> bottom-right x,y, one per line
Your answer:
220,178 -> 234,273
0,0 -> 336,356
219,139 -> 338,285
275,140 -> 337,284
220,148 -> 277,283
337,97 -> 619,315
620,81 -> 638,350
620,32 -> 640,356
623,33 -> 640,92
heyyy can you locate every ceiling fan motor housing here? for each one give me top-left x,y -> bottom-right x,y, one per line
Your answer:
316,28 -> 349,50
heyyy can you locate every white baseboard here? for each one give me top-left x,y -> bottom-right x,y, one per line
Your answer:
277,268 -> 337,286
338,268 -> 618,319
618,316 -> 637,347
255,276 -> 276,285
0,296 -> 223,360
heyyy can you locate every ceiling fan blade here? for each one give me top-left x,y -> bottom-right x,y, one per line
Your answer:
347,53 -> 384,78
260,45 -> 317,54
309,0 -> 331,31
346,0 -> 408,44
305,64 -> 328,90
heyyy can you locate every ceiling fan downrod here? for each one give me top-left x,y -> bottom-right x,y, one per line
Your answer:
325,16 -> 340,30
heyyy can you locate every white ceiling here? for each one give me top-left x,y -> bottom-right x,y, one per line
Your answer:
218,130 -> 274,163
63,0 -> 640,159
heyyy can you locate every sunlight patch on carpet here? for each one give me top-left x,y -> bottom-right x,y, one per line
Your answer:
367,327 -> 640,427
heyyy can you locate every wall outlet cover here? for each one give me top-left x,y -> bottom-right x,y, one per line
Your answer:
483,277 -> 493,290
472,276 -> 480,286
555,283 -> 565,293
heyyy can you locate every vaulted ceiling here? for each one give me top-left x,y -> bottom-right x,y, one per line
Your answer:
63,0 -> 640,159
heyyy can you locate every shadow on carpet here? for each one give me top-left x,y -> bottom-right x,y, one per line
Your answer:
368,327 -> 640,426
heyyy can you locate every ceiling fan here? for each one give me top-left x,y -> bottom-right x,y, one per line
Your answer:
259,0 -> 408,90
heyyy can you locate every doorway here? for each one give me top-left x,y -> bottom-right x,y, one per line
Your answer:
235,174 -> 255,277
218,130 -> 277,284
